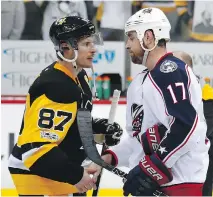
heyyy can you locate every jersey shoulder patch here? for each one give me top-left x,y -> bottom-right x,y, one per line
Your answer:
160,60 -> 178,73
151,56 -> 187,82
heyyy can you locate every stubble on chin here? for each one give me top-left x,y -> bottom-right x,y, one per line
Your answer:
131,55 -> 143,64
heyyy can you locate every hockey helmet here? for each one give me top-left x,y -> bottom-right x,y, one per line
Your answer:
49,16 -> 103,65
49,16 -> 102,51
125,8 -> 171,43
125,8 -> 171,66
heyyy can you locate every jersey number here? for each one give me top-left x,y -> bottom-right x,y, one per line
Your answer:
38,108 -> 72,132
167,82 -> 186,104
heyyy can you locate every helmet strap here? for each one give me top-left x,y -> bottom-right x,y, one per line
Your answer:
57,47 -> 98,99
56,50 -> 78,69
140,39 -> 158,66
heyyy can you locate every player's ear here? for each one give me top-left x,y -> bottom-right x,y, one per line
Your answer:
143,30 -> 155,47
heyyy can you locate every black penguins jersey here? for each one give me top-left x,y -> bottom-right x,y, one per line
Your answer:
8,62 -> 92,195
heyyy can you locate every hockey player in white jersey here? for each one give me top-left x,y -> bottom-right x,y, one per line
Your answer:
88,7 -> 210,196
123,8 -> 210,196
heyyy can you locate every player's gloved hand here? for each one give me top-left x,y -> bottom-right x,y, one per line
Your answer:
92,118 -> 123,146
141,124 -> 167,155
123,153 -> 173,196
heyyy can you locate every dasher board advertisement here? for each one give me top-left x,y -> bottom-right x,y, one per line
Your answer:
2,41 -> 125,95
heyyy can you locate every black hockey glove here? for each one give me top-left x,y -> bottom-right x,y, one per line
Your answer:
141,124 -> 167,155
123,153 -> 173,196
92,118 -> 123,146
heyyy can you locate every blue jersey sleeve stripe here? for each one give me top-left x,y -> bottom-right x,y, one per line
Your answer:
163,114 -> 198,163
148,73 -> 170,116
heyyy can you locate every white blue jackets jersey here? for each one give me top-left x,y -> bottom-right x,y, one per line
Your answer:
109,69 -> 148,168
109,53 -> 209,186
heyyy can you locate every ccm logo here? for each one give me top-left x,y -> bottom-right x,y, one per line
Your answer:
148,127 -> 159,151
140,157 -> 163,181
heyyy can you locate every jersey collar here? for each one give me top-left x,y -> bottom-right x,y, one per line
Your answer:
54,62 -> 77,83
155,52 -> 173,66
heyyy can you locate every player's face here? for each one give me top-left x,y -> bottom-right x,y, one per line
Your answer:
76,36 -> 97,68
126,31 -> 144,64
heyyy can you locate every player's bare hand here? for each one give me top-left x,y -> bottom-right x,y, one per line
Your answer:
74,169 -> 96,193
86,162 -> 102,182
86,154 -> 113,182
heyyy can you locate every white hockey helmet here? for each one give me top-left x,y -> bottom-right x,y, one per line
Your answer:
125,8 -> 171,43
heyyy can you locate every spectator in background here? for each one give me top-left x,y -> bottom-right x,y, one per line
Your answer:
93,1 -> 131,41
42,1 -> 88,40
21,1 -> 49,40
1,1 -> 25,40
84,1 -> 95,21
194,10 -> 213,34
94,2 -> 104,30
174,0 -> 213,42
173,0 -> 190,41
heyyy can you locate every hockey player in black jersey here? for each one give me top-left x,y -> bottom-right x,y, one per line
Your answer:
8,16 -> 123,196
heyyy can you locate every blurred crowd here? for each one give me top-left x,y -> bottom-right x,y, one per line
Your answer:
1,0 -> 213,42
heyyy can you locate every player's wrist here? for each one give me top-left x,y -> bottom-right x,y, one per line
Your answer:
102,150 -> 118,166
66,165 -> 84,185
101,154 -> 112,164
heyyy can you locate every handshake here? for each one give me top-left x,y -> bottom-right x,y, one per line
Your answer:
75,155 -> 112,193
74,118 -> 123,193
75,154 -> 112,194
82,124 -> 171,196
74,163 -> 102,193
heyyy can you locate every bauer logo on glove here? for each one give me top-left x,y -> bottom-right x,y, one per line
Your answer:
141,124 -> 167,155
